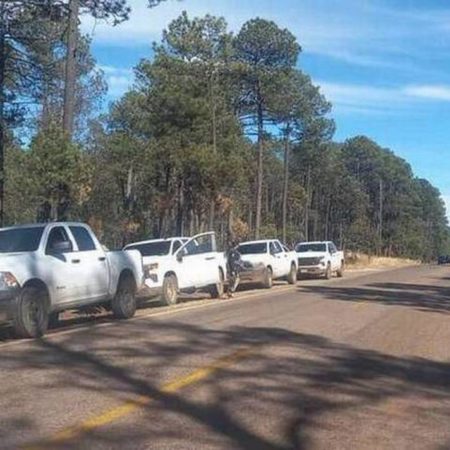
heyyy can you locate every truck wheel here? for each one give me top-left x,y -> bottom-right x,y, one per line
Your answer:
287,263 -> 297,285
337,261 -> 345,278
262,267 -> 273,289
209,269 -> 224,299
161,274 -> 178,306
325,262 -> 332,280
112,275 -> 136,319
13,286 -> 49,338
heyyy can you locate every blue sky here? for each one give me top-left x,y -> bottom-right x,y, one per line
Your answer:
82,0 -> 450,216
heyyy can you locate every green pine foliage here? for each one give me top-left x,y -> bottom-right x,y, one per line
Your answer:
2,10 -> 448,259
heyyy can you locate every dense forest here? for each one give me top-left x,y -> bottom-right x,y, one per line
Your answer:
1,1 -> 449,260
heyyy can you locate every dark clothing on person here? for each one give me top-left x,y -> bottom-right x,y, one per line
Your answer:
226,248 -> 241,296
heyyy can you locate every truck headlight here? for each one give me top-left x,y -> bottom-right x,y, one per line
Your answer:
0,272 -> 19,289
319,257 -> 326,266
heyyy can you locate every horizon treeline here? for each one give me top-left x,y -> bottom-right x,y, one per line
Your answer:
2,5 -> 449,260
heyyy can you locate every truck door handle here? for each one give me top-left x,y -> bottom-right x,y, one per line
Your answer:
205,256 -> 216,261
71,259 -> 80,264
98,257 -> 106,261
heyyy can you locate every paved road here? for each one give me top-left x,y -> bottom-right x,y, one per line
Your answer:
1,265 -> 450,450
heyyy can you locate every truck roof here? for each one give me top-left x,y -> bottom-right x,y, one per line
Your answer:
238,239 -> 275,245
0,222 -> 89,231
124,237 -> 187,247
296,241 -> 332,245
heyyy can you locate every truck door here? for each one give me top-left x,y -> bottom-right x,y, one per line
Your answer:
175,233 -> 218,289
270,241 -> 285,278
44,226 -> 84,304
328,242 -> 339,270
68,225 -> 109,301
281,243 -> 293,273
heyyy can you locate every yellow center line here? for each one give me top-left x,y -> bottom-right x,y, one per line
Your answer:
23,347 -> 255,450
353,300 -> 369,309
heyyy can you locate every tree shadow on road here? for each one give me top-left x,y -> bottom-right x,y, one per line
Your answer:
2,318 -> 450,449
299,281 -> 450,314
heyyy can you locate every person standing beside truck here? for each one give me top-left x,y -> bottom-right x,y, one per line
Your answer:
226,243 -> 241,297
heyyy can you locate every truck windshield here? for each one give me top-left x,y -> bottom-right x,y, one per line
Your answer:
237,243 -> 267,254
125,241 -> 171,257
0,227 -> 45,253
296,243 -> 327,252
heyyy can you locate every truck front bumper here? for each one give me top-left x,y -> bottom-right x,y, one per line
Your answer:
137,276 -> 163,299
0,289 -> 19,323
298,265 -> 326,276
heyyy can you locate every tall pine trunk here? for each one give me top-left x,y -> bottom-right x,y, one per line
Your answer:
208,69 -> 217,230
304,165 -> 311,241
282,127 -> 291,243
176,178 -> 184,236
255,99 -> 264,239
63,0 -> 79,138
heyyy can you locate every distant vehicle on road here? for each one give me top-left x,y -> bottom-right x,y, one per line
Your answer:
0,222 -> 144,338
125,232 -> 226,305
296,241 -> 344,279
236,240 -> 298,288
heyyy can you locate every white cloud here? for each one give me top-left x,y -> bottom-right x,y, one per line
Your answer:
315,81 -> 450,115
98,65 -> 134,98
81,0 -> 450,70
403,85 -> 450,102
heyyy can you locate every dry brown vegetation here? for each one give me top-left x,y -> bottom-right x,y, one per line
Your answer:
346,252 -> 420,270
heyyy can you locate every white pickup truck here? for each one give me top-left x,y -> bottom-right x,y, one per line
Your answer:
295,241 -> 344,279
236,239 -> 298,288
0,222 -> 144,338
124,232 -> 226,305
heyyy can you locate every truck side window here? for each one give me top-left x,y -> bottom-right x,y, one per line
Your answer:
46,227 -> 72,254
69,226 -> 96,252
185,235 -> 214,255
270,242 -> 282,254
172,240 -> 182,254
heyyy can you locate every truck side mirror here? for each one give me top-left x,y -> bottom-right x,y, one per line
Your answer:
176,252 -> 183,263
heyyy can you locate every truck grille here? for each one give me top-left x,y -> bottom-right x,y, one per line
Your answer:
298,257 -> 321,266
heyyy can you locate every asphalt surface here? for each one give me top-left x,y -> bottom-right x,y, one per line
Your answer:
1,264 -> 450,450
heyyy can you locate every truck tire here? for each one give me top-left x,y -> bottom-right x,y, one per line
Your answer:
262,267 -> 273,289
337,261 -> 345,278
112,275 -> 136,319
161,274 -> 178,306
325,262 -> 332,280
13,285 -> 49,338
209,269 -> 224,299
287,263 -> 297,285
